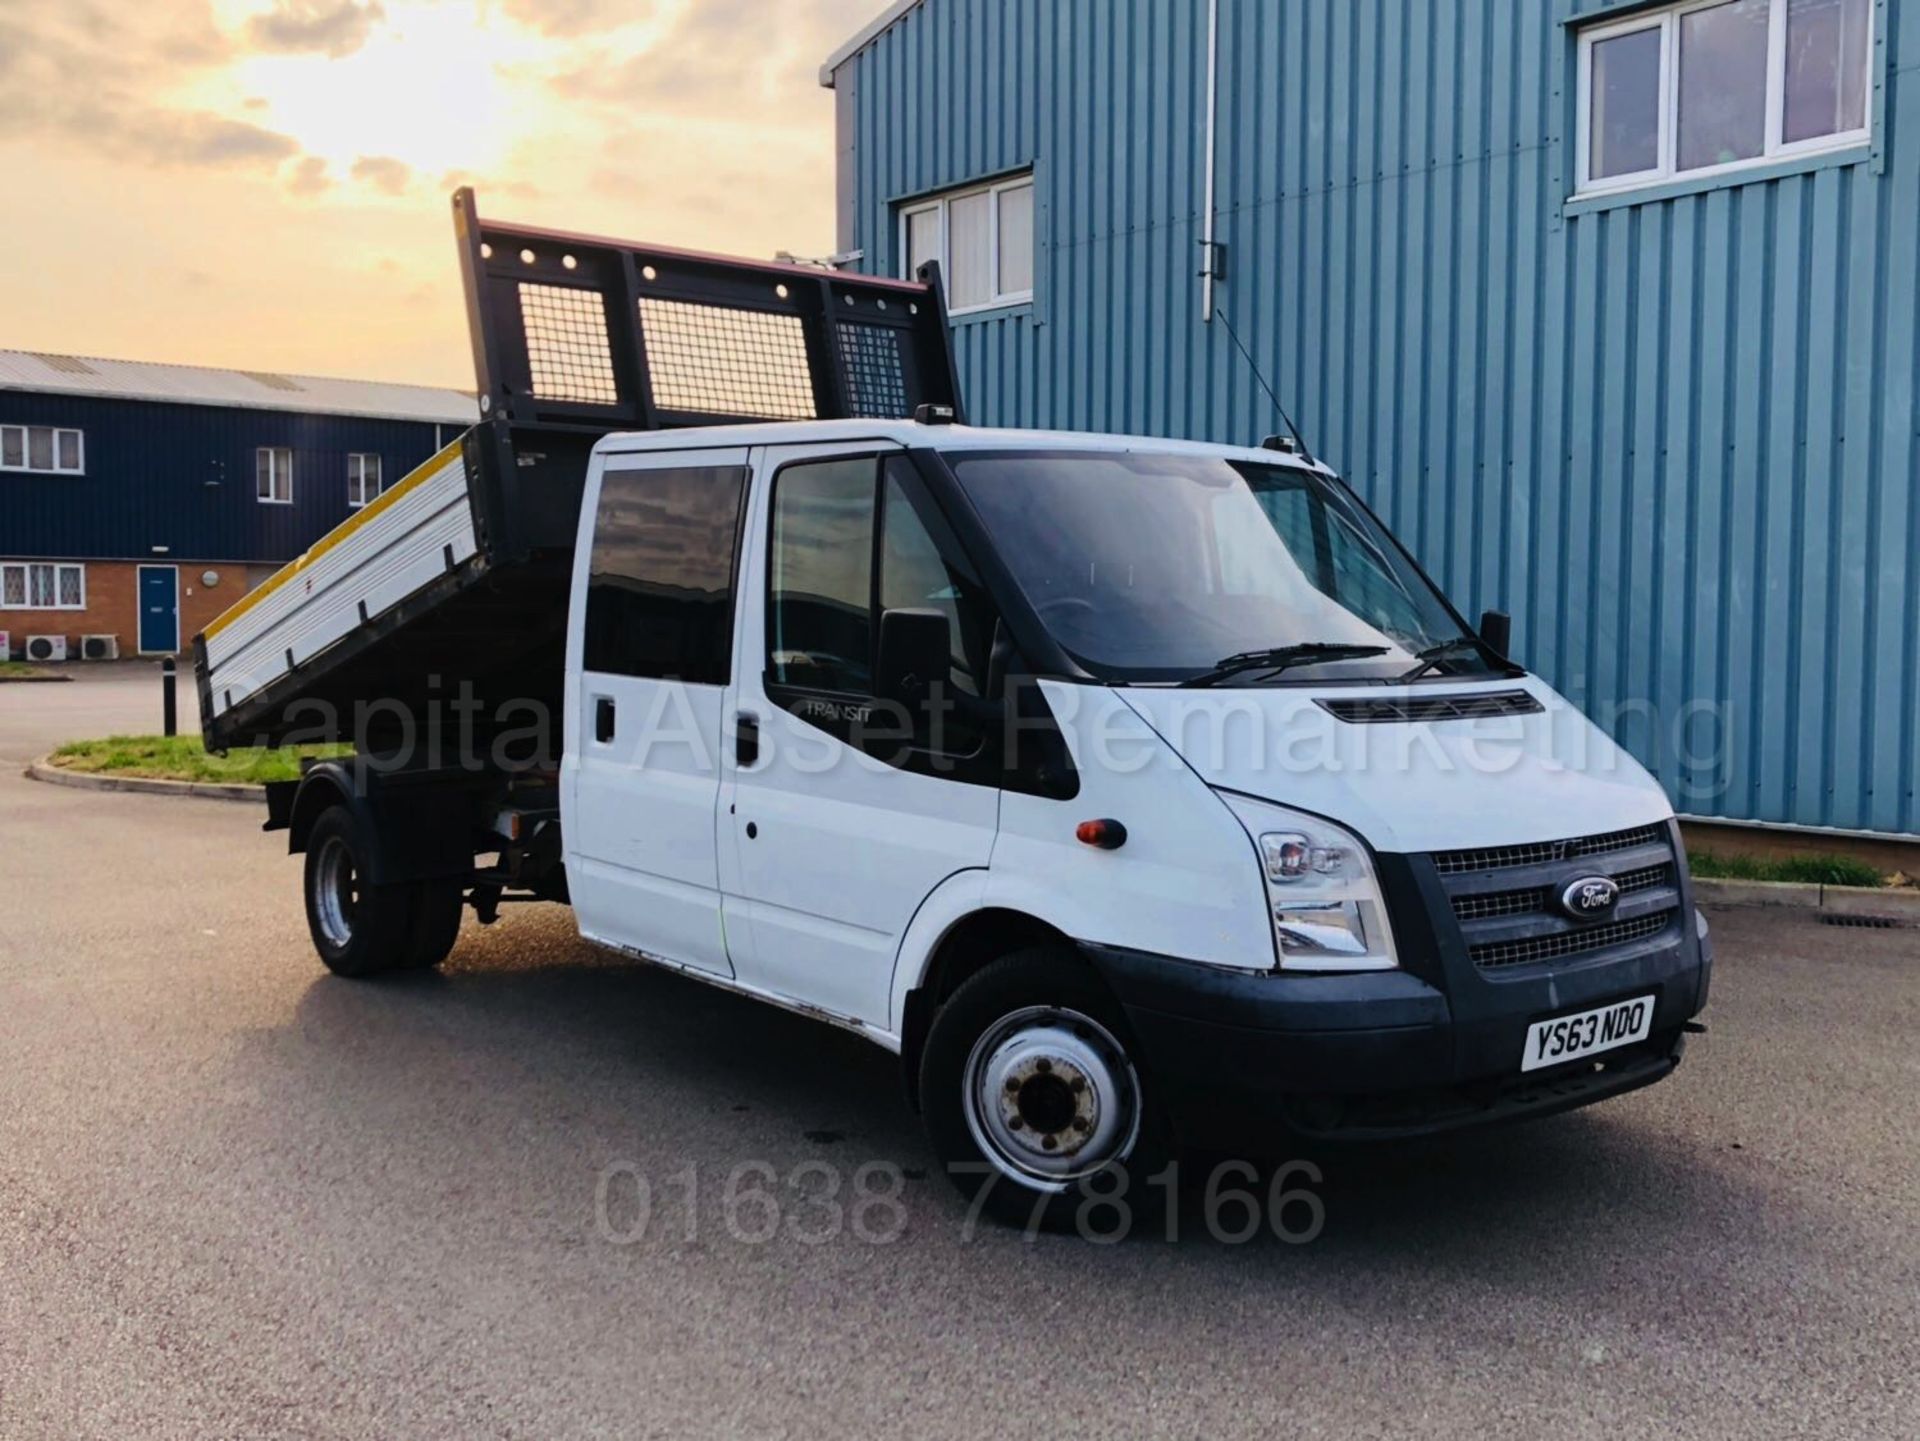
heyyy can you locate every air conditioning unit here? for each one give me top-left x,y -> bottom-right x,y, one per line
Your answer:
25,635 -> 68,663
81,634 -> 119,661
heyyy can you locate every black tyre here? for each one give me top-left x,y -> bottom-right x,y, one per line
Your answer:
406,882 -> 465,970
303,806 -> 430,978
920,948 -> 1172,1234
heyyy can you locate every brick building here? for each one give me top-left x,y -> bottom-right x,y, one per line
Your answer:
0,350 -> 474,659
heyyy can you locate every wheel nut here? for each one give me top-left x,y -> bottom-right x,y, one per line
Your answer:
1035,1058 -> 1052,1073
1008,1117 -> 1023,1131
1072,1117 -> 1090,1132
1069,1077 -> 1086,1094
1041,1136 -> 1057,1150
1005,1077 -> 1021,1093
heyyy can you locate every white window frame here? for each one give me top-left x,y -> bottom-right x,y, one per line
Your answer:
0,424 -> 85,475
256,446 -> 294,505
347,452 -> 382,509
1575,0 -> 1874,199
898,171 -> 1035,316
1,561 -> 87,611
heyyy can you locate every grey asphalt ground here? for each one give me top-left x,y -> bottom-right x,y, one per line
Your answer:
1,666 -> 1915,1439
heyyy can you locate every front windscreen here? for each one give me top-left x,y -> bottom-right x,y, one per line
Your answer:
948,451 -> 1495,684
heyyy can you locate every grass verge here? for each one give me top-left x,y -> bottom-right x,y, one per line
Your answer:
0,661 -> 53,680
1690,850 -> 1888,889
49,735 -> 350,785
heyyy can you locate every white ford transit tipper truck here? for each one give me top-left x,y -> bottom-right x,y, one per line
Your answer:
198,193 -> 1711,1227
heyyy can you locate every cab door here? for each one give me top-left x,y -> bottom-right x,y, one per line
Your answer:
719,444 -> 1002,1029
564,447 -> 751,977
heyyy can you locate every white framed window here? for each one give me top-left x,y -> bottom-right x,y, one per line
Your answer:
347,452 -> 382,508
0,424 -> 84,474
256,447 -> 293,504
899,171 -> 1035,314
1,562 -> 86,610
1576,0 -> 1873,197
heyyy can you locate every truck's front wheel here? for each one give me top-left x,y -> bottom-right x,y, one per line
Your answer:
920,949 -> 1172,1233
303,806 -> 453,978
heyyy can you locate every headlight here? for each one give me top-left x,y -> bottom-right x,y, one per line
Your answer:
1227,800 -> 1398,972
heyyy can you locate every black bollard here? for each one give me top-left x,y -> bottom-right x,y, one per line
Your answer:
162,656 -> 178,738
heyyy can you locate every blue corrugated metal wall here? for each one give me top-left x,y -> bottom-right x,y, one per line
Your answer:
0,392 -> 451,565
837,0 -> 1919,837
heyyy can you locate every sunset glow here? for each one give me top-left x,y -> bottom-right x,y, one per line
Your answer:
209,4 -> 530,176
0,0 -> 876,387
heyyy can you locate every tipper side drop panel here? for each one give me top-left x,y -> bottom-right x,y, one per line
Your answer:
196,188 -> 964,753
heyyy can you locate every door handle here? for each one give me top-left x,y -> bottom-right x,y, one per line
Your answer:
595,695 -> 616,743
735,712 -> 759,767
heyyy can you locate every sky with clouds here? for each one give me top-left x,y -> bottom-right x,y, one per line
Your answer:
0,0 -> 879,388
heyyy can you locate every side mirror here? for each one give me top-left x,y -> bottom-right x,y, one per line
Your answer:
1478,608 -> 1512,659
876,607 -> 951,712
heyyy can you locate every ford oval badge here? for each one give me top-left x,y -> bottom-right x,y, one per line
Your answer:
1559,875 -> 1622,922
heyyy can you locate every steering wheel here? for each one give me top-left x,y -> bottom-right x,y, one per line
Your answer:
1033,595 -> 1098,621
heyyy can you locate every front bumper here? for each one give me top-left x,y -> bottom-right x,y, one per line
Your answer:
1083,907 -> 1713,1147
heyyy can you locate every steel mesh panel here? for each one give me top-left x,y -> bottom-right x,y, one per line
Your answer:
1470,908 -> 1679,970
1431,824 -> 1668,876
637,298 -> 816,419
520,283 -> 620,404
1615,862 -> 1671,895
1566,824 -> 1667,859
837,321 -> 910,417
1450,863 -> 1674,922
1453,886 -> 1552,922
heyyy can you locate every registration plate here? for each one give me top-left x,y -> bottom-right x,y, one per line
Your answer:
1521,994 -> 1655,1073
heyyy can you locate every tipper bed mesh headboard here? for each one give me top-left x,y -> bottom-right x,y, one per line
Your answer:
453,187 -> 965,434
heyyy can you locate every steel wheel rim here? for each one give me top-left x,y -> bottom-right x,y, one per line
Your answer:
314,836 -> 357,949
961,1005 -> 1142,1190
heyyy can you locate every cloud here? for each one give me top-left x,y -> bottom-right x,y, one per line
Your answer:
245,0 -> 385,59
668,0 -> 761,38
545,0 -> 872,117
0,2 -> 295,170
0,88 -> 297,169
287,155 -> 332,195
351,155 -> 412,194
175,114 -> 301,165
501,0 -> 654,37
440,169 -> 543,202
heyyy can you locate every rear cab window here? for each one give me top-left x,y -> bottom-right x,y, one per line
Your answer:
584,463 -> 749,684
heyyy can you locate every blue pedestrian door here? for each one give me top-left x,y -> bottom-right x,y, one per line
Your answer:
137,566 -> 178,653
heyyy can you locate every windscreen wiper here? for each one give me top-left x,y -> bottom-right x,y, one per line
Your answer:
1395,636 -> 1487,683
1180,643 -> 1390,688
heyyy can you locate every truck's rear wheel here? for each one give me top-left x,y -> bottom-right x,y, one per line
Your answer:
304,806 -> 453,978
920,949 -> 1171,1234
406,883 -> 465,970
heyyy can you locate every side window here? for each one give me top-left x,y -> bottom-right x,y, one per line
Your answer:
347,453 -> 382,508
584,464 -> 747,684
1232,483 -> 1326,595
880,458 -> 987,701
769,453 -> 998,760
1321,509 -> 1421,635
1237,477 -> 1432,640
768,457 -> 876,694
256,447 -> 293,504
